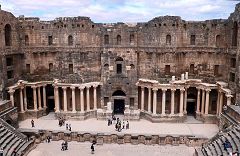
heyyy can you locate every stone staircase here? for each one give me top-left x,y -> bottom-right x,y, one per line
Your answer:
195,126 -> 240,156
0,118 -> 34,156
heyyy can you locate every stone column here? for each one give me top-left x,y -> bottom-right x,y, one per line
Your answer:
43,85 -> 47,109
141,87 -> 145,111
20,87 -> 24,113
219,92 -> 223,115
196,88 -> 201,113
201,89 -> 205,114
38,87 -> 42,110
79,86 -> 85,113
24,87 -> 28,111
226,95 -> 232,106
86,86 -> 90,111
161,89 -> 166,115
170,89 -> 176,115
204,89 -> 211,115
184,88 -> 188,114
93,85 -> 97,110
153,88 -> 157,115
179,88 -> 184,116
71,86 -> 76,113
63,87 -> 68,112
148,88 -> 152,113
9,90 -> 15,107
32,86 -> 38,111
216,91 -> 220,115
54,86 -> 60,112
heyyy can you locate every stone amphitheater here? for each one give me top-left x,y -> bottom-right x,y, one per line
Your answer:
0,2 -> 239,156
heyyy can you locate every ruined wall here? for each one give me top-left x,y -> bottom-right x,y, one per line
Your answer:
0,3 -> 240,104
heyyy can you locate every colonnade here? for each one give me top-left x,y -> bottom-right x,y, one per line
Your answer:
139,86 -> 232,116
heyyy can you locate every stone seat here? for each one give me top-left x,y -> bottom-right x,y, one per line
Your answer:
7,139 -> 23,156
224,135 -> 237,152
213,140 -> 223,156
209,143 -> 217,156
229,131 -> 240,152
16,140 -> 34,156
1,134 -> 15,149
0,129 -> 8,138
4,137 -> 19,156
0,131 -> 12,144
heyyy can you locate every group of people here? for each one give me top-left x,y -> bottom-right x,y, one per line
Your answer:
61,141 -> 68,151
58,117 -> 66,127
107,116 -> 129,132
46,136 -> 51,143
66,123 -> 72,131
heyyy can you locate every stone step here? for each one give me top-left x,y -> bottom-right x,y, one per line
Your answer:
0,131 -> 12,144
229,131 -> 240,153
208,144 -> 217,156
14,140 -> 25,154
17,140 -> 33,156
4,137 -> 19,156
212,141 -> 222,156
1,134 -> 15,149
7,139 -> 22,156
218,137 -> 228,155
204,147 -> 212,156
0,129 -> 8,138
224,135 -> 237,152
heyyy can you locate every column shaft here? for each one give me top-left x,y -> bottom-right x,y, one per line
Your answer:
93,86 -> 97,110
43,86 -> 47,109
54,87 -> 60,112
33,87 -> 37,111
171,89 -> 175,115
71,87 -> 76,112
38,87 -> 42,110
80,88 -> 84,112
153,89 -> 157,115
20,88 -> 24,113
219,93 -> 223,115
201,90 -> 205,114
196,89 -> 201,113
86,87 -> 90,111
148,88 -> 152,113
204,89 -> 210,115
179,89 -> 184,116
9,91 -> 15,107
24,87 -> 28,110
141,87 -> 145,111
63,87 -> 68,112
184,88 -> 187,114
161,89 -> 166,115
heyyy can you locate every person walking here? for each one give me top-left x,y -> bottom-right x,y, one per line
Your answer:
126,121 -> 129,129
91,143 -> 95,154
31,119 -> 35,127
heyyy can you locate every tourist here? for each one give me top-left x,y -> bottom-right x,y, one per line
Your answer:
0,148 -> 3,156
47,136 -> 51,143
112,115 -> 116,124
108,118 -> 111,126
122,121 -> 125,129
31,119 -> 35,127
69,124 -> 71,131
126,121 -> 129,129
65,141 -> 68,150
91,143 -> 95,154
61,142 -> 65,151
66,123 -> 68,130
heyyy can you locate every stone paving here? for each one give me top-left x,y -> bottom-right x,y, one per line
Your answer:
19,114 -> 219,138
27,141 -> 195,156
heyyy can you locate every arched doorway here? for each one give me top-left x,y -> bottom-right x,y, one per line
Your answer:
112,90 -> 126,114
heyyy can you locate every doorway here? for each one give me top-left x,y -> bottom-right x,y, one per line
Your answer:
47,98 -> 55,112
187,102 -> 195,115
114,99 -> 125,114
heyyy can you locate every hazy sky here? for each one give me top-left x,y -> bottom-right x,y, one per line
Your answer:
0,0 -> 239,22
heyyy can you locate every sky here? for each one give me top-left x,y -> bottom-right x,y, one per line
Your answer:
0,0 -> 239,23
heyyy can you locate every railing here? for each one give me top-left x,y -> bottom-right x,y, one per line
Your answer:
0,118 -> 27,140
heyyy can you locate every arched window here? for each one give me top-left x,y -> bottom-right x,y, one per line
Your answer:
117,35 -> 121,45
130,34 -> 134,44
166,34 -> 171,45
25,35 -> 29,46
68,35 -> 73,46
232,22 -> 238,46
5,24 -> 12,46
104,35 -> 109,45
216,35 -> 221,47
190,35 -> 196,45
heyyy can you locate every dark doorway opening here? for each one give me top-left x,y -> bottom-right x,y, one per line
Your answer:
47,99 -> 55,112
187,102 -> 195,115
114,99 -> 124,114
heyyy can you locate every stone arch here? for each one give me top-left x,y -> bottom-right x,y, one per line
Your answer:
232,21 -> 238,46
166,34 -> 171,45
112,90 -> 126,96
68,35 -> 73,46
115,57 -> 123,62
117,35 -> 121,45
5,24 -> 12,46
